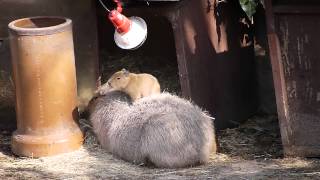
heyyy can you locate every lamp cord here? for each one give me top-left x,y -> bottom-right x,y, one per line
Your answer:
98,0 -> 111,12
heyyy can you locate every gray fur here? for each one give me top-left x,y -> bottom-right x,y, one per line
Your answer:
88,91 -> 217,168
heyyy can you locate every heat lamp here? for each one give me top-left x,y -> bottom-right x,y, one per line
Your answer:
99,0 -> 148,50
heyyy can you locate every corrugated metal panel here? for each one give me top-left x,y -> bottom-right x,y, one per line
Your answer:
266,0 -> 320,157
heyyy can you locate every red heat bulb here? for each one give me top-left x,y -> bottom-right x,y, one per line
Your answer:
108,10 -> 132,34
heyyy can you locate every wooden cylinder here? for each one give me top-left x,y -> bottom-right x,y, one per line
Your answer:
9,16 -> 83,157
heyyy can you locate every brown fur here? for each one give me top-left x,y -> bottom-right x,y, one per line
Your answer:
96,69 -> 160,101
88,91 -> 217,168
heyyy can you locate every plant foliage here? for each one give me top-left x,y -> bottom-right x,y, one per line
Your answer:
239,0 -> 259,17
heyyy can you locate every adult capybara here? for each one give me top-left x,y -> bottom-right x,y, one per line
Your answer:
88,91 -> 216,168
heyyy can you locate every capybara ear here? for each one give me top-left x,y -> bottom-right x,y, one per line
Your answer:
122,68 -> 130,76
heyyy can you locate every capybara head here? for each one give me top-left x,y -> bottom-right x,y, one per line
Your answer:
95,69 -> 131,96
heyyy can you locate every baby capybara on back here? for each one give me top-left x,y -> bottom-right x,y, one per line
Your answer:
95,69 -> 160,101
88,91 -> 217,168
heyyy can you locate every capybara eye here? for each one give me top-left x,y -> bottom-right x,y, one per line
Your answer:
117,77 -> 121,80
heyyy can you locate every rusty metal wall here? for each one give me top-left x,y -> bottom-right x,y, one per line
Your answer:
266,0 -> 320,156
0,0 -> 99,118
177,0 -> 258,129
98,0 -> 258,129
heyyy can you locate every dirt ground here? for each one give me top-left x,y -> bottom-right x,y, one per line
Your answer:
1,115 -> 320,180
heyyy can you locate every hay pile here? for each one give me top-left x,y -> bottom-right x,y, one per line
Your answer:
1,115 -> 320,179
218,115 -> 283,160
